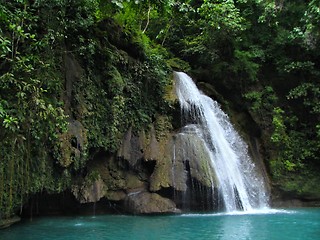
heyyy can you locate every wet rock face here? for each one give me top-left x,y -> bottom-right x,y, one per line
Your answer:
148,127 -> 219,193
173,125 -> 219,189
113,120 -> 218,213
70,115 -> 218,214
117,128 -> 144,167
72,178 -> 106,204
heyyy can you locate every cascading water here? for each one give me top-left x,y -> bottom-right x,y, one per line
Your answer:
174,71 -> 269,212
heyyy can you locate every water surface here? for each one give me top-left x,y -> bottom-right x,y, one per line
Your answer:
1,208 -> 319,240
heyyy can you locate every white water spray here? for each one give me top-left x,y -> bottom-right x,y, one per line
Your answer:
174,72 -> 269,212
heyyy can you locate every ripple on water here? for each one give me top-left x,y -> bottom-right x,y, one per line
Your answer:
0,208 -> 319,240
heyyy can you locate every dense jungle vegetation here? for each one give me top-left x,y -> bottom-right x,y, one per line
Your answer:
1,0 -> 320,219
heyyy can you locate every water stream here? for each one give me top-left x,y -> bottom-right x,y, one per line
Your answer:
174,72 -> 269,212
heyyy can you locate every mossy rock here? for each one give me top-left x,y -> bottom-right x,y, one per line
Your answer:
72,178 -> 106,203
149,155 -> 176,192
0,215 -> 20,229
276,171 -> 320,200
57,120 -> 88,169
105,190 -> 126,201
149,125 -> 219,192
148,132 -> 179,192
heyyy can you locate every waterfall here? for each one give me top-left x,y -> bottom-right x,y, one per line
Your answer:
174,72 -> 269,212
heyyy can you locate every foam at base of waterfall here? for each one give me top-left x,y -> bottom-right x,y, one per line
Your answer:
181,208 -> 295,217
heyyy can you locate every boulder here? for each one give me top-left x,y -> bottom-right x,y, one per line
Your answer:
124,191 -> 181,214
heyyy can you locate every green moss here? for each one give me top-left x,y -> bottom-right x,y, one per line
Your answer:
107,66 -> 125,96
150,158 -> 173,191
154,116 -> 173,141
271,162 -> 320,200
166,58 -> 191,72
280,175 -> 320,199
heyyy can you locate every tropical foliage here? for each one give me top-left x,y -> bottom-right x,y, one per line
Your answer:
1,0 -> 320,217
0,0 -> 171,217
